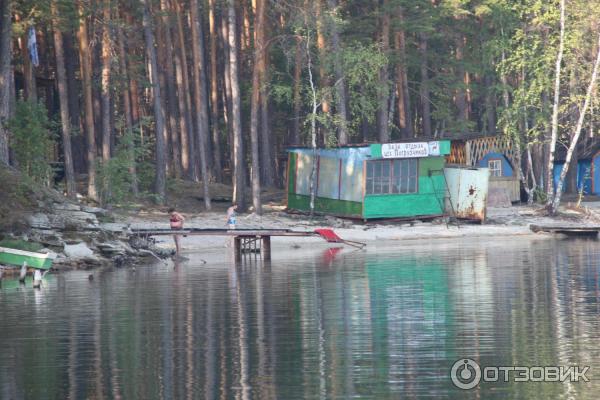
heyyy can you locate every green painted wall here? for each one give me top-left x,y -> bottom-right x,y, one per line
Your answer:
288,193 -> 363,217
287,152 -> 297,194
363,157 -> 446,219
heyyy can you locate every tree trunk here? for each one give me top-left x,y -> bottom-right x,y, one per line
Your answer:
173,0 -> 196,181
100,3 -> 112,166
208,0 -> 222,182
190,0 -> 212,210
291,36 -> 302,145
454,34 -> 468,123
551,33 -> 600,214
326,0 -> 348,145
484,73 -> 496,135
546,0 -> 565,203
306,31 -> 318,215
116,15 -> 139,196
566,138 -> 578,193
0,0 -> 12,165
249,0 -> 264,214
155,20 -> 171,177
141,0 -> 167,201
241,0 -> 251,50
316,0 -> 329,121
260,90 -> 275,186
418,32 -> 431,137
377,1 -> 390,142
64,32 -> 86,174
221,12 -> 235,173
160,0 -> 182,179
394,8 -> 412,138
20,24 -> 37,102
78,2 -> 98,200
227,0 -> 246,211
52,1 -> 76,197
257,0 -> 274,187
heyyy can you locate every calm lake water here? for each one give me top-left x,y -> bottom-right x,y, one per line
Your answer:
2,237 -> 600,399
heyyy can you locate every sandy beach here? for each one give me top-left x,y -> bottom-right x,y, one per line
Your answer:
111,204 -> 600,257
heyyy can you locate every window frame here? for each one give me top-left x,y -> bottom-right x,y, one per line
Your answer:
487,158 -> 503,177
365,158 -> 419,196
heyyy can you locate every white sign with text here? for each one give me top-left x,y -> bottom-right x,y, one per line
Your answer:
381,141 -> 441,158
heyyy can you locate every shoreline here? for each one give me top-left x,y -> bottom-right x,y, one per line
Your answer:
3,203 -> 598,275
119,205 -> 577,255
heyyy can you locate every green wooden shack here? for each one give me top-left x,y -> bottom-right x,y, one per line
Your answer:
286,140 -> 451,219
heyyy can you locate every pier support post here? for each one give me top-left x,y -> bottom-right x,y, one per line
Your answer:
261,236 -> 271,261
19,261 -> 27,283
33,269 -> 42,289
233,237 -> 242,262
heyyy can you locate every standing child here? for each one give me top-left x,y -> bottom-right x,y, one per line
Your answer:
168,207 -> 185,255
226,204 -> 238,229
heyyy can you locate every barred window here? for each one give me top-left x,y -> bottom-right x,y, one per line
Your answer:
366,159 -> 418,195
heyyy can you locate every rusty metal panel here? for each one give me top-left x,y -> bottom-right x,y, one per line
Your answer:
444,166 -> 489,221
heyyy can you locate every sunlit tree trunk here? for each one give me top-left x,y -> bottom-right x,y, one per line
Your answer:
100,2 -> 112,165
142,0 -> 167,201
52,1 -> 76,197
190,0 -> 211,209
241,0 -> 251,50
227,0 -> 246,210
546,0 -> 565,203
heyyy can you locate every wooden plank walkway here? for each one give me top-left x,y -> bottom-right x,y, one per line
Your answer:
530,224 -> 600,237
129,228 -> 323,261
129,228 -> 318,237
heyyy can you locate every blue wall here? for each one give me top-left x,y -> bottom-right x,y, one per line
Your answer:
553,161 -> 592,194
478,152 -> 514,177
594,155 -> 600,194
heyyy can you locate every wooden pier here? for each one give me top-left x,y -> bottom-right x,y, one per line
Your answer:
530,224 -> 600,237
129,228 -> 355,261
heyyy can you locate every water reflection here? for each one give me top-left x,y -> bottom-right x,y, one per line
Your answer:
1,238 -> 600,399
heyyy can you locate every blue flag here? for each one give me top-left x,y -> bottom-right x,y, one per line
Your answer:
27,26 -> 39,67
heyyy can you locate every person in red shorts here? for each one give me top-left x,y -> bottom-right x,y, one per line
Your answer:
168,207 -> 185,255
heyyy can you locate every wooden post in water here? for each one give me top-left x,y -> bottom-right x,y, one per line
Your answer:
261,236 -> 271,261
33,269 -> 42,289
19,261 -> 27,283
234,236 -> 242,262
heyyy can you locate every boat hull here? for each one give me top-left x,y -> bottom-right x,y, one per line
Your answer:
0,247 -> 54,270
